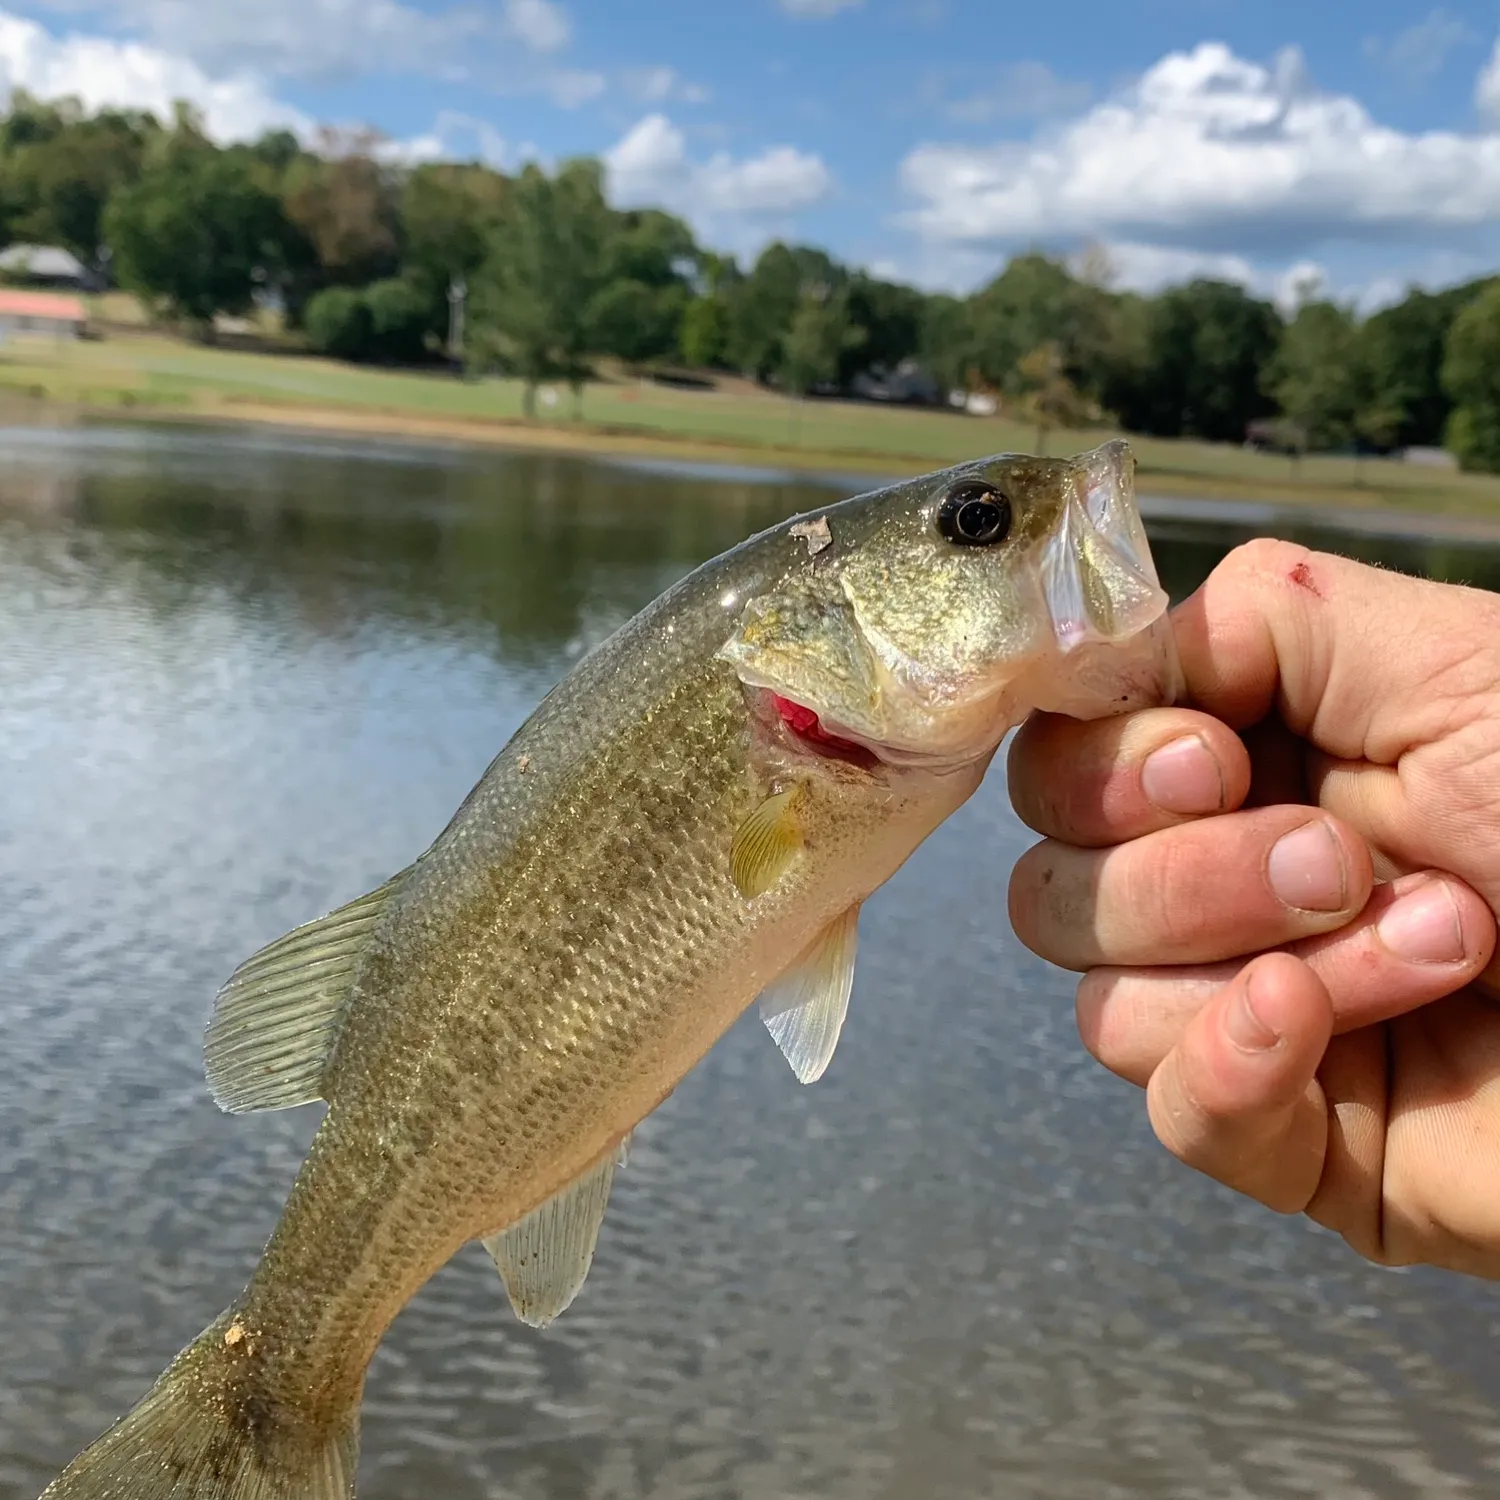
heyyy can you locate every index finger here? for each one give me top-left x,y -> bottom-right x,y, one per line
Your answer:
1008,705 -> 1251,846
1174,539 -> 1500,760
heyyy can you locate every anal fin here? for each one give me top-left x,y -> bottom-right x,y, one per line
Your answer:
204,867 -> 410,1114
758,904 -> 860,1084
482,1139 -> 629,1327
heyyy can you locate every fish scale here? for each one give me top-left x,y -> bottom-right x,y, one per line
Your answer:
41,441 -> 1179,1499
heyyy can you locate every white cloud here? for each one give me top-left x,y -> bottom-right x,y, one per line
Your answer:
778,0 -> 862,15
900,41 -> 1500,260
605,113 -> 832,225
20,0 -> 569,80
503,0 -> 569,51
1477,38 -> 1500,120
546,68 -> 604,108
622,65 -> 709,106
1083,241 -> 1259,294
0,9 -> 310,140
943,61 -> 1091,123
1366,9 -> 1473,87
1087,245 -> 1330,313
379,110 -> 507,168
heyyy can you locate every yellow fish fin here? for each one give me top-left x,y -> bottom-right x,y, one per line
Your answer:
730,786 -> 804,899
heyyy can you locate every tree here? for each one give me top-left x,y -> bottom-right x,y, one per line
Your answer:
919,292 -> 972,393
249,129 -> 303,175
780,285 -> 861,398
1353,402 -> 1405,456
4,107 -> 157,265
1013,341 -> 1095,453
399,161 -> 507,344
363,277 -> 431,362
584,204 -> 695,365
724,242 -> 840,381
840,273 -> 925,386
283,139 -> 400,288
1357,282 -> 1491,450
1265,300 -> 1364,452
966,254 -> 1080,390
1442,282 -> 1500,471
1125,280 -> 1282,440
304,285 -> 372,360
604,207 -> 696,289
587,277 -> 687,364
104,129 -> 290,332
469,158 -> 609,416
680,294 -> 728,368
1090,289 -> 1152,428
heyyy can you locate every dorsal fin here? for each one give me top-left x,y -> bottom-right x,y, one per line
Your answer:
204,869 -> 410,1114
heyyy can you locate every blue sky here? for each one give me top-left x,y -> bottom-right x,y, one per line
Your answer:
4,0 -> 1500,308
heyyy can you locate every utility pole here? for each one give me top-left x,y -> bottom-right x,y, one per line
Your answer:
447,274 -> 467,365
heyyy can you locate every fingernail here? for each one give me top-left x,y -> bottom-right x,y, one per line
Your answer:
1377,881 -> 1466,965
1267,821 -> 1348,912
1226,971 -> 1280,1053
1140,735 -> 1226,815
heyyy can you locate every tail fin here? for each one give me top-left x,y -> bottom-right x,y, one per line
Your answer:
40,1313 -> 359,1500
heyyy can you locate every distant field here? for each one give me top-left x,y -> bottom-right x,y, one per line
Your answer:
2,330 -> 1499,517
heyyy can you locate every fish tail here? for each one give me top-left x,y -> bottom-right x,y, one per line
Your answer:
40,1310 -> 360,1500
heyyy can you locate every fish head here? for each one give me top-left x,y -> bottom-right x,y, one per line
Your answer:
718,439 -> 1182,769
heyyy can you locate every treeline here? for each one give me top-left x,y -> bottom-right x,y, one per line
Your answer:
7,93 -> 1500,469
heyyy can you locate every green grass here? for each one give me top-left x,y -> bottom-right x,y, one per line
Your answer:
3,331 -> 1500,518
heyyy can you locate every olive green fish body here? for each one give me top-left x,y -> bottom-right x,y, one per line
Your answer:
240,527 -> 984,1412
41,443 -> 1178,1499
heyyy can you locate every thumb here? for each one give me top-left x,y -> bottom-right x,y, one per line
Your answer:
1172,540 -> 1500,766
1146,952 -> 1332,1214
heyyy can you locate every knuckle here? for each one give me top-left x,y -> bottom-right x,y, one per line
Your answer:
1216,537 -> 1314,589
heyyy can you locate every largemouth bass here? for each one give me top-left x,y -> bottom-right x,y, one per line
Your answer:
43,441 -> 1180,1499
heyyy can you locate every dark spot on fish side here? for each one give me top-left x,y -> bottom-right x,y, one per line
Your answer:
241,1394 -> 274,1440
1288,561 -> 1323,597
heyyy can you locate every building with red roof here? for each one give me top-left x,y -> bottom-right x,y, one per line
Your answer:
0,289 -> 88,339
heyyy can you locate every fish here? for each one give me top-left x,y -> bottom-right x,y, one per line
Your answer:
41,439 -> 1180,1500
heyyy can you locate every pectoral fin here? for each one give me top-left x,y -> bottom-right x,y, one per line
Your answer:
482,1140 -> 629,1327
758,905 -> 860,1084
730,787 -> 804,899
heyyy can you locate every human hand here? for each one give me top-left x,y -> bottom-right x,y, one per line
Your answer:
1006,539 -> 1500,1277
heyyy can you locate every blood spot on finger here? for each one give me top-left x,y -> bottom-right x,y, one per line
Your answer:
1288,560 -> 1323,598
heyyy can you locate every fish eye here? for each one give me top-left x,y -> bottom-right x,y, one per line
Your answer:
936,481 -> 1011,547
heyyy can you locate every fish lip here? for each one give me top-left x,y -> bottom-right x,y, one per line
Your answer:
1037,443 -> 1169,655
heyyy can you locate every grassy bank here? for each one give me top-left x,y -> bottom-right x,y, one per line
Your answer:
3,330 -> 1500,517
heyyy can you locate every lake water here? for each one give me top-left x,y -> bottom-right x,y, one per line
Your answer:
4,421 -> 1500,1500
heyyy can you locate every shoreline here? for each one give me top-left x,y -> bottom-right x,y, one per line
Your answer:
9,390 -> 1495,523
0,330 -> 1496,522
